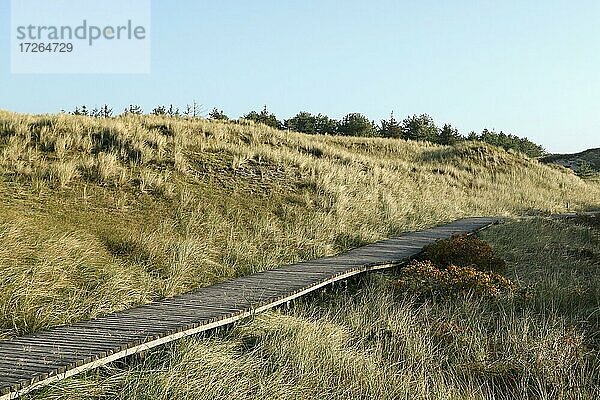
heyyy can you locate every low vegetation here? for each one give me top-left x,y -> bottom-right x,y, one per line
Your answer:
393,261 -> 517,299
27,218 -> 600,399
541,148 -> 600,178
396,234 -> 515,299
0,110 -> 598,340
418,234 -> 507,273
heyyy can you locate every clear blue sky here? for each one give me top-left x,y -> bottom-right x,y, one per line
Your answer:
1,0 -> 599,153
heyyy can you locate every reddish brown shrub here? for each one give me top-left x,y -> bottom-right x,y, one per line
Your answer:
419,234 -> 507,273
394,260 -> 516,299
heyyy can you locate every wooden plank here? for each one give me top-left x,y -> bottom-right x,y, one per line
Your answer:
158,294 -> 252,307
94,306 -> 241,325
12,331 -> 142,348
47,328 -> 154,343
0,377 -> 25,393
230,277 -> 315,290
0,349 -> 92,369
0,349 -> 110,369
77,320 -> 196,335
91,310 -> 208,323
193,284 -> 287,299
0,340 -> 121,363
0,360 -> 67,375
216,284 -> 289,296
5,334 -> 131,351
0,372 -> 32,383
0,341 -> 115,356
261,269 -> 336,277
130,304 -> 241,319
235,274 -> 316,285
147,300 -> 248,314
0,367 -> 49,382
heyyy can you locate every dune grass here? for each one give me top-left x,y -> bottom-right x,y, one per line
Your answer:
25,217 -> 600,400
0,110 -> 599,340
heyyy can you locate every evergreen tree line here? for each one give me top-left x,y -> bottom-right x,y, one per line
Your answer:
237,106 -> 545,158
66,104 -> 546,158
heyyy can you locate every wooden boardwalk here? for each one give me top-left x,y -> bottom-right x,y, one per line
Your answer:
0,217 -> 497,400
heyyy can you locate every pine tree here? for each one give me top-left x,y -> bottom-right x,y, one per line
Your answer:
243,106 -> 282,129
315,114 -> 338,135
167,104 -> 180,117
123,104 -> 143,115
152,106 -> 167,116
208,108 -> 229,121
337,113 -> 376,137
284,112 -> 318,134
439,123 -> 462,145
379,112 -> 402,138
100,104 -> 113,118
72,105 -> 89,116
401,114 -> 439,142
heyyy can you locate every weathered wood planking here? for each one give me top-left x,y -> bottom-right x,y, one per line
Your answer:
0,217 -> 497,399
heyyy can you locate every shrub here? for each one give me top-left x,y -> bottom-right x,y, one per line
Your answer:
243,106 -> 282,129
208,108 -> 229,121
419,234 -> 507,273
394,260 -> 516,299
576,161 -> 595,179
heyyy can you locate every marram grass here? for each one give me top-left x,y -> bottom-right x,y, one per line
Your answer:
0,109 -> 599,340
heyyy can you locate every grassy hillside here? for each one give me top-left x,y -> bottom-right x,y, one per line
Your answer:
541,148 -> 600,176
1,110 -> 599,339
27,217 -> 600,399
